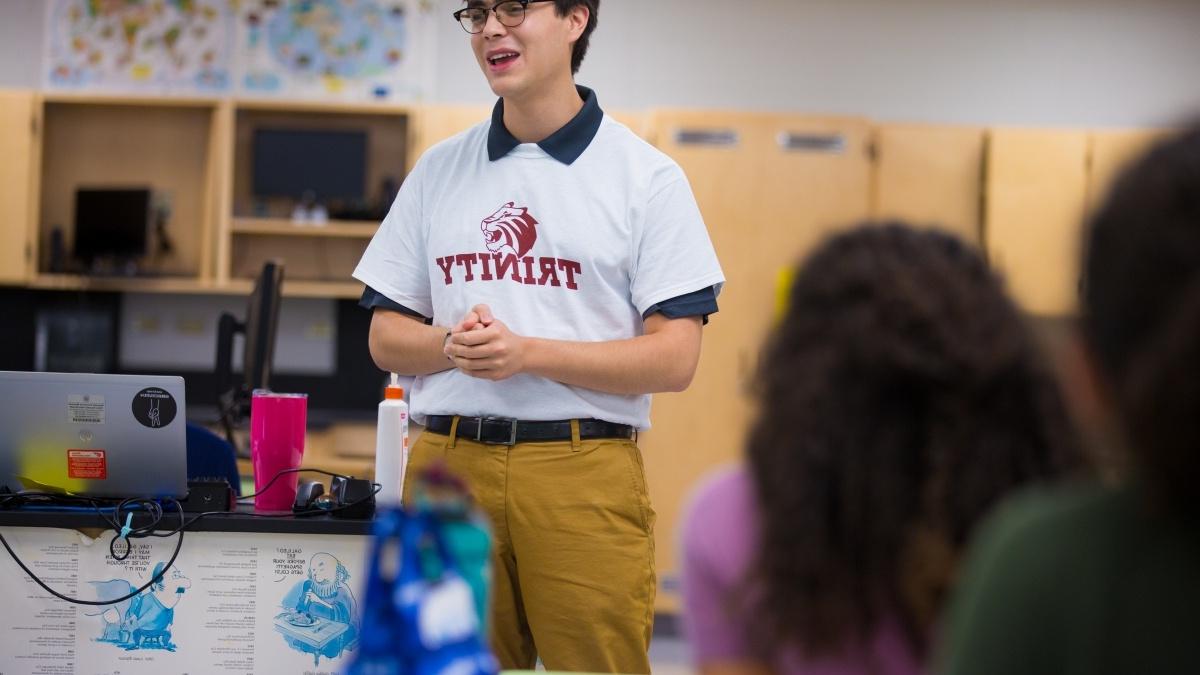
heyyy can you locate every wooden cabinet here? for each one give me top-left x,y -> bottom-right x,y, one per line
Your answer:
0,90 -> 39,285
985,128 -> 1090,316
212,100 -> 413,298
756,113 -> 873,305
38,96 -> 221,280
11,95 -> 416,298
641,110 -> 871,610
870,123 -> 986,246
640,111 -> 766,610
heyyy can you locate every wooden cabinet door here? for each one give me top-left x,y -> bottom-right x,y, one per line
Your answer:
1086,129 -> 1169,214
0,90 -> 38,284
640,111 -> 872,610
753,114 -> 872,338
640,110 -> 770,610
985,129 -> 1090,316
871,123 -> 985,247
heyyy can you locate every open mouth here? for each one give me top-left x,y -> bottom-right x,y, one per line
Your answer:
488,52 -> 519,67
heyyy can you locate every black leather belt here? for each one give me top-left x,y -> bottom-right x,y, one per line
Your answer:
425,415 -> 634,445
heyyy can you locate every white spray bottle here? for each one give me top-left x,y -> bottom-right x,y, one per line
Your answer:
374,373 -> 409,506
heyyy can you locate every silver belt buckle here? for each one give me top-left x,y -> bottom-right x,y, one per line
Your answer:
477,416 -> 518,445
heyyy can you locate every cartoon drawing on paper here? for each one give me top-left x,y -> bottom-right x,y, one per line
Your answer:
276,552 -> 359,665
89,562 -> 192,651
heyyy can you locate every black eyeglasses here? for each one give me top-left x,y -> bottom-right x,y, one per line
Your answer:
453,0 -> 555,34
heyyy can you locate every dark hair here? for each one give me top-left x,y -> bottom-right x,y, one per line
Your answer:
1082,122 -> 1200,518
745,224 -> 1080,657
553,0 -> 598,74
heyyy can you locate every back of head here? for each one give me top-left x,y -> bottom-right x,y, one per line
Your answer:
746,224 -> 1079,656
1083,122 -> 1200,518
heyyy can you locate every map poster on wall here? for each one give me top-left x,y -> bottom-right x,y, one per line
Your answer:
44,0 -> 439,102
44,0 -> 235,94
232,0 -> 438,102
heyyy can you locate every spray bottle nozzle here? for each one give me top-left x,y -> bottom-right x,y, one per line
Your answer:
385,373 -> 404,400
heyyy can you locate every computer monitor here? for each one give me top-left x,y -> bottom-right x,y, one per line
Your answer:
73,187 -> 152,266
251,128 -> 368,202
215,260 -> 284,450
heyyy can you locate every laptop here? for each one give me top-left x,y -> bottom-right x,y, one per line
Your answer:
0,371 -> 189,499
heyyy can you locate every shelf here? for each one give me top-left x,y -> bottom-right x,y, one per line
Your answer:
41,92 -> 222,108
30,274 -> 222,294
233,97 -> 413,115
30,274 -> 364,299
230,217 -> 379,238
226,278 -> 366,299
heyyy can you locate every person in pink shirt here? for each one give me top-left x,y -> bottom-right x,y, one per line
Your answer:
681,224 -> 1082,675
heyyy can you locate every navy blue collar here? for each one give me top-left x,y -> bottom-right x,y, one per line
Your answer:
486,86 -> 603,165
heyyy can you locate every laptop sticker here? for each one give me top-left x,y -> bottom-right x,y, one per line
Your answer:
68,394 -> 105,424
132,387 -> 177,429
68,449 -> 107,479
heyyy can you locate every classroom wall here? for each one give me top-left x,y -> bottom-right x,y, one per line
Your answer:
5,0 -> 1199,127
585,0 -> 1200,126
0,1 -> 39,90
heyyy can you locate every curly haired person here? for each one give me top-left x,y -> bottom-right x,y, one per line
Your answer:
681,224 -> 1081,675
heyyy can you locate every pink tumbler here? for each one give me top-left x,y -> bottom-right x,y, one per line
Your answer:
250,390 -> 308,512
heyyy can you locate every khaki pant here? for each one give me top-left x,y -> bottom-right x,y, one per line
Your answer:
402,419 -> 656,673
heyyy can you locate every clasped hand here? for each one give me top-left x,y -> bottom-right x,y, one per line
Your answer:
443,304 -> 527,381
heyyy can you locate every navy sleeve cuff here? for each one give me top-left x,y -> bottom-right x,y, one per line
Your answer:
642,286 -> 719,325
359,286 -> 432,324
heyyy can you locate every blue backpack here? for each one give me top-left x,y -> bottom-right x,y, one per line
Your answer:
344,507 -> 498,675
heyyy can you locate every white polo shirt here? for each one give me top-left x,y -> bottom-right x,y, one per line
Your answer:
353,90 -> 723,429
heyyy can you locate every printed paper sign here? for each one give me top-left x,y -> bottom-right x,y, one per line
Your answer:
0,528 -> 369,675
67,449 -> 107,480
68,394 -> 105,424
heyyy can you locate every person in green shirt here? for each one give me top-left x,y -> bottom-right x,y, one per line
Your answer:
939,122 -> 1200,675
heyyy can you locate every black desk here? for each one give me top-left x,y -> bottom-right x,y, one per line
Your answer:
0,503 -> 373,536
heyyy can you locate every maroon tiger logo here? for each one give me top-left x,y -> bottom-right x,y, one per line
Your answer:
481,202 -> 539,258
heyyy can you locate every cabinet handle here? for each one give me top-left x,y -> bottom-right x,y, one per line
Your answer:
673,129 -> 739,147
777,131 -> 846,153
